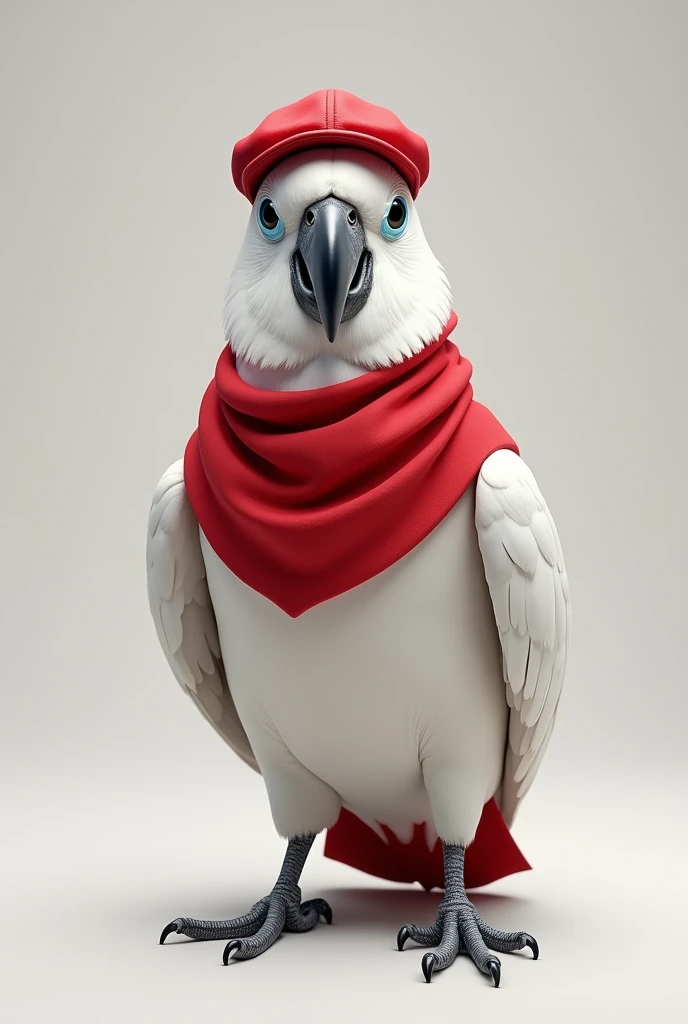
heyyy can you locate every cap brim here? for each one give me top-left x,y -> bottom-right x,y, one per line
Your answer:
236,128 -> 424,202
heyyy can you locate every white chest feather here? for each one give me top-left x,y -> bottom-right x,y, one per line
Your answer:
201,487 -> 507,840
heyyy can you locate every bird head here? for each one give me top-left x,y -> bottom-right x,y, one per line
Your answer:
223,148 -> 452,374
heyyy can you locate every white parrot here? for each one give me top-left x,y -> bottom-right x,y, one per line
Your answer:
147,105 -> 569,987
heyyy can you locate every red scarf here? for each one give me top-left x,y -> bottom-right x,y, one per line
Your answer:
184,311 -> 518,617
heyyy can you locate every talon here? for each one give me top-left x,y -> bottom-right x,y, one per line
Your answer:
487,958 -> 501,987
421,952 -> 436,983
397,926 -> 411,951
159,919 -> 183,945
302,897 -> 333,924
523,933 -> 539,960
223,939 -> 241,965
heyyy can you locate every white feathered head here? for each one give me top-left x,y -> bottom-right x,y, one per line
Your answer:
223,147 -> 452,374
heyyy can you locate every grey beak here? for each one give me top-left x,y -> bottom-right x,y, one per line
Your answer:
290,196 -> 373,343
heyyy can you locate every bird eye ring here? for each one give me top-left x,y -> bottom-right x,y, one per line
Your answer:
380,196 -> 408,240
257,198 -> 285,241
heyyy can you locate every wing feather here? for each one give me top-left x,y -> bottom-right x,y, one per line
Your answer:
476,449 -> 570,826
146,460 -> 258,771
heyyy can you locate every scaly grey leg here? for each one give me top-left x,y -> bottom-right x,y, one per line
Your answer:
397,843 -> 538,986
159,834 -> 332,962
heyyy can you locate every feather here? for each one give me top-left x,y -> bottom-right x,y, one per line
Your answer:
522,642 -> 543,703
146,460 -> 258,772
476,449 -> 570,827
507,631 -> 530,694
508,570 -> 528,636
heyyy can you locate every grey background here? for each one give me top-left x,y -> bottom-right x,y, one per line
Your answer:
1,1 -> 686,1020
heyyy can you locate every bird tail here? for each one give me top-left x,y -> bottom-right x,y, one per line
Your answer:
323,798 -> 530,891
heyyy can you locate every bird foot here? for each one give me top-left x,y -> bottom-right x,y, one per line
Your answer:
397,897 -> 538,986
160,884 -> 332,962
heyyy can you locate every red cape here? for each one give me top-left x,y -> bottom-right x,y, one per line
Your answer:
185,313 -> 527,889
325,802 -> 530,891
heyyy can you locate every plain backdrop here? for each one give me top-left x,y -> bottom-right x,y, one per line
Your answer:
1,1 -> 687,1021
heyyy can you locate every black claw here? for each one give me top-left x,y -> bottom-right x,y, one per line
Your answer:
523,934 -> 539,960
159,919 -> 183,945
397,926 -> 411,951
422,953 -> 436,983
303,898 -> 333,924
487,958 -> 501,988
222,940 -> 241,965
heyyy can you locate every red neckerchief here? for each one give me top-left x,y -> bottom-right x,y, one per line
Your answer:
184,311 -> 518,617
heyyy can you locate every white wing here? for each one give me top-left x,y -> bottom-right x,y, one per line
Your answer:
146,460 -> 258,771
475,449 -> 570,826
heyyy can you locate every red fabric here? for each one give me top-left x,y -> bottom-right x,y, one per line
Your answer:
231,89 -> 430,202
324,800 -> 531,891
184,311 -> 519,619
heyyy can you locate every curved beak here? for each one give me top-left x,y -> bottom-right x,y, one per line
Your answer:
290,196 -> 373,343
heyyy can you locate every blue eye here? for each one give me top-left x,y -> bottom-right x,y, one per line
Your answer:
257,197 -> 285,241
380,196 -> 408,240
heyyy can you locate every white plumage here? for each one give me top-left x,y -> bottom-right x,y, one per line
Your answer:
146,461 -> 256,770
475,449 -> 570,825
223,148 -> 452,376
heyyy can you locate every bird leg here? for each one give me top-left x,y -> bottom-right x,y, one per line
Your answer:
159,833 -> 332,962
397,842 -> 538,986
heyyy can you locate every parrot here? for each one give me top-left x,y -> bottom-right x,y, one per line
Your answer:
146,90 -> 570,987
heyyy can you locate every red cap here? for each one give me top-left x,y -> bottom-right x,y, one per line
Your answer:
231,89 -> 430,203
